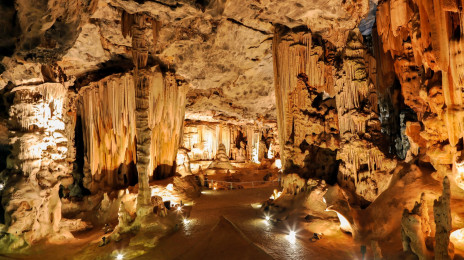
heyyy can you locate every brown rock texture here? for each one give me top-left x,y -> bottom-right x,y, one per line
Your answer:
376,0 -> 464,180
401,193 -> 432,259
335,30 -> 396,202
4,0 -> 464,257
433,176 -> 452,260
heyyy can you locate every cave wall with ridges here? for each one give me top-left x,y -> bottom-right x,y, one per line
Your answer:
377,0 -> 464,184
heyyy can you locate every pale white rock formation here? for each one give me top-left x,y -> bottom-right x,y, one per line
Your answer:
1,82 -> 74,251
281,173 -> 306,196
206,143 -> 235,174
176,148 -> 192,177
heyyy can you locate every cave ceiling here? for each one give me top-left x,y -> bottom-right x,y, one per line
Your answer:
0,0 -> 371,124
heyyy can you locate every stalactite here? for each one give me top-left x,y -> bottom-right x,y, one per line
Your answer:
335,30 -> 396,201
148,69 -> 188,180
377,0 -> 464,179
181,122 -> 259,162
78,74 -> 137,193
77,68 -> 188,194
273,26 -> 339,174
152,20 -> 162,53
120,10 -> 155,69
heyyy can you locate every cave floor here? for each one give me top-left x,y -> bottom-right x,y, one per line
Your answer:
0,186 -> 360,260
12,166 -> 464,259
136,186 -> 360,260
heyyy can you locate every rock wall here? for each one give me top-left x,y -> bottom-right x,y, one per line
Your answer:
377,0 -> 464,179
78,66 -> 188,193
2,82 -> 73,248
273,26 -> 396,194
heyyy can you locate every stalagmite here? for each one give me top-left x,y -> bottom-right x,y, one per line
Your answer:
206,143 -> 235,174
6,0 -> 464,258
433,176 -> 452,260
401,193 -> 431,259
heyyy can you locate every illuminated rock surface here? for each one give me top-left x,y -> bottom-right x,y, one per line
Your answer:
3,0 -> 464,259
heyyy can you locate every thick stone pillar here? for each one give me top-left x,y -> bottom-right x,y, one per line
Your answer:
2,83 -> 72,249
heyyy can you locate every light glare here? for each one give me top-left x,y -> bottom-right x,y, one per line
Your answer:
275,159 -> 282,169
287,230 -> 297,243
116,254 -> 123,260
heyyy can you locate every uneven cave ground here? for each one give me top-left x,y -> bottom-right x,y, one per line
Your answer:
4,0 -> 464,259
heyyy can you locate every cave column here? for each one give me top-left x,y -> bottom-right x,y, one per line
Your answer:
2,82 -> 72,247
127,13 -> 154,216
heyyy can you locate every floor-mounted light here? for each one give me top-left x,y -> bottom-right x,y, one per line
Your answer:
287,230 -> 297,243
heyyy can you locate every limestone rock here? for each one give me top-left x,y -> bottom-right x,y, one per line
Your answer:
281,173 -> 306,196
206,143 -> 235,174
401,193 -> 432,260
176,148 -> 192,177
77,66 -> 188,193
1,82 -> 74,249
173,175 -> 201,199
433,176 -> 452,260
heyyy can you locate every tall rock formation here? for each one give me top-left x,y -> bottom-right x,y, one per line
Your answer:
401,193 -> 432,259
78,67 -> 188,195
434,176 -> 452,260
335,30 -> 396,202
273,26 -> 395,199
272,25 -> 340,183
1,82 -> 73,249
